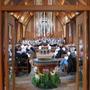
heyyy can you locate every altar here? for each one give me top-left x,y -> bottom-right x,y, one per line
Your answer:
33,58 -> 60,72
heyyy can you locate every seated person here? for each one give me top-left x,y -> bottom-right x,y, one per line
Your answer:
52,46 -> 61,58
60,54 -> 68,72
53,46 -> 66,58
26,45 -> 37,59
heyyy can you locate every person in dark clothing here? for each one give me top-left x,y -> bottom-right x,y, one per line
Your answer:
55,49 -> 62,58
30,47 -> 36,53
15,49 -> 31,75
54,47 -> 66,58
67,53 -> 76,73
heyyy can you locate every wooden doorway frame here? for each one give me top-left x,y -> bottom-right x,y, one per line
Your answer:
0,1 -> 90,90
76,12 -> 88,90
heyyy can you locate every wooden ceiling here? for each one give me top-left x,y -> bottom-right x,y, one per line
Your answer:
2,0 -> 87,25
3,0 -> 87,5
9,0 -> 34,25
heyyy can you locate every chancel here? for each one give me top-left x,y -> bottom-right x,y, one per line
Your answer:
0,0 -> 90,90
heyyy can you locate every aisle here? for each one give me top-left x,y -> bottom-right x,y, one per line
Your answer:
15,74 -> 76,90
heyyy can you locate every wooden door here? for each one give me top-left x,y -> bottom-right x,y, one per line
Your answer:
76,12 -> 88,90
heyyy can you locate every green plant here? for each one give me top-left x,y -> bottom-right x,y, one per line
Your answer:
32,73 -> 60,89
50,73 -> 60,88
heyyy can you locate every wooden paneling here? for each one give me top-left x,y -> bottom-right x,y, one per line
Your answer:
1,5 -> 90,11
25,16 -> 34,39
70,19 -> 76,44
17,23 -> 23,41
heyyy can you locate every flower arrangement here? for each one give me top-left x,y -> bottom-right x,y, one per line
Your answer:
32,67 -> 60,89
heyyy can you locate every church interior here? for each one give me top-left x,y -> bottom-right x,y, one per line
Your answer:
0,0 -> 90,90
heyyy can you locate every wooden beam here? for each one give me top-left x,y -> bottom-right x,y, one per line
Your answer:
76,12 -> 88,90
15,12 -> 23,20
24,12 -> 34,25
0,8 -> 3,90
4,12 -> 9,90
82,11 -> 88,90
11,17 -> 15,90
1,5 -> 90,11
22,12 -> 30,23
56,16 -> 65,38
87,0 -> 90,90
87,11 -> 90,90
76,17 -> 80,90
23,14 -> 31,25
